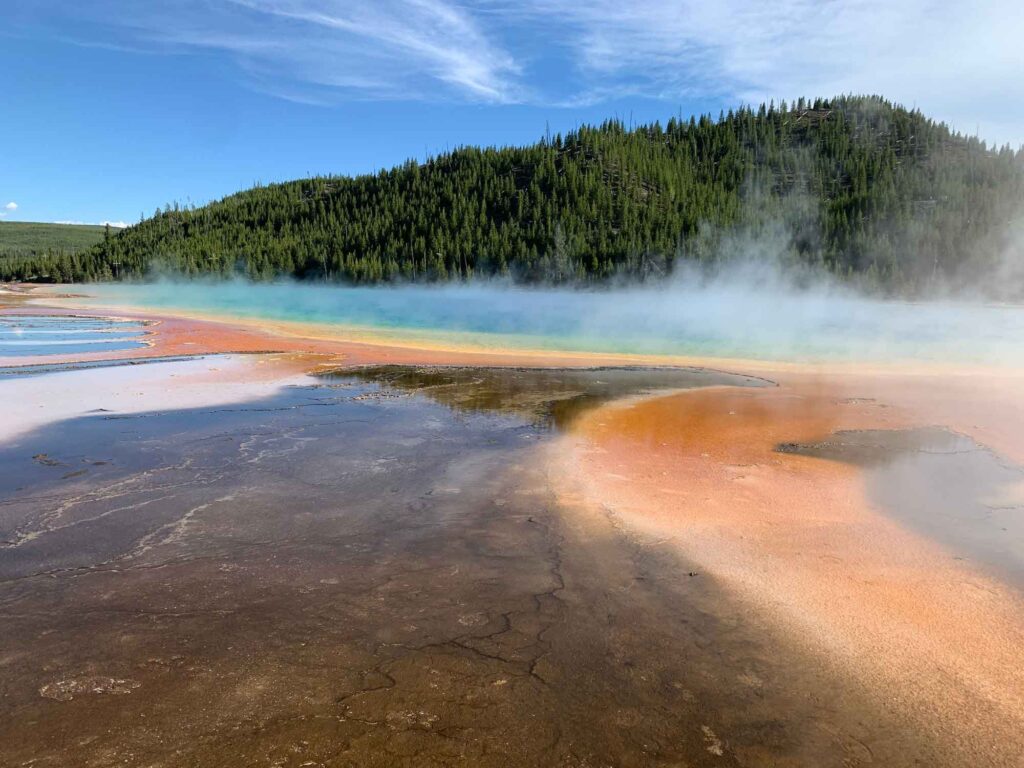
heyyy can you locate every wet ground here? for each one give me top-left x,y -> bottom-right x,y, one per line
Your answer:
333,365 -> 775,429
0,363 -> 1001,766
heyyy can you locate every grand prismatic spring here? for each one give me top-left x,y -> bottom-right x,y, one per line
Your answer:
1,281 -> 1022,767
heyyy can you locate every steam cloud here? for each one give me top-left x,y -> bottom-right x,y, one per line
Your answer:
84,262 -> 1024,367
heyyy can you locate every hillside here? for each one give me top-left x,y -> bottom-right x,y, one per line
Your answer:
0,221 -> 111,261
4,96 -> 1023,292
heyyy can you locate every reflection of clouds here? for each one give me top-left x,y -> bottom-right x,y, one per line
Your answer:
0,315 -> 147,357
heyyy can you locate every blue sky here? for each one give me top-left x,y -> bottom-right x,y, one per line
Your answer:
3,1 -> 1022,226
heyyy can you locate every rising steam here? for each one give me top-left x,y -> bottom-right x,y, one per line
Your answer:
81,257 -> 1024,367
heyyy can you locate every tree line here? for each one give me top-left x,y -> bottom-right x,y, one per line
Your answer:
4,95 -> 1022,295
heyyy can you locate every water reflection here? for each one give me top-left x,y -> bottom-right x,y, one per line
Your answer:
0,314 -> 147,357
322,364 -> 771,430
780,428 -> 1024,586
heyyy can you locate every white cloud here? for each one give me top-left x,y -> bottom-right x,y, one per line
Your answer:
4,202 -> 17,211
230,0 -> 521,101
54,220 -> 128,228
34,0 -> 522,103
504,0 -> 1024,146
15,1 -> 1024,144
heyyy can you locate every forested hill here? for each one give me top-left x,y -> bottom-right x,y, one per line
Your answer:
6,96 -> 1023,292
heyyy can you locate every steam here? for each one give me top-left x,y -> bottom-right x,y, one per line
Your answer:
81,263 -> 1024,367
82,191 -> 1024,368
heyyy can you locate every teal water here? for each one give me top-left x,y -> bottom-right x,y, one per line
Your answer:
0,315 -> 147,358
78,281 -> 1024,366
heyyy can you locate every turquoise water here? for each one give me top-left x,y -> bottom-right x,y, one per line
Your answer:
78,281 -> 1024,366
0,315 -> 147,357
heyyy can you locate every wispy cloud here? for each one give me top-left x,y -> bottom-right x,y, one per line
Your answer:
20,0 -> 522,103
12,1 -> 1024,144
227,0 -> 521,101
4,202 -> 17,211
502,0 -> 1024,145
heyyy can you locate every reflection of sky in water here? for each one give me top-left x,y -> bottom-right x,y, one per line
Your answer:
0,315 -> 147,357
79,281 -> 1024,366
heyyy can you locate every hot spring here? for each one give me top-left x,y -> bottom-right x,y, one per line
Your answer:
74,280 -> 1024,366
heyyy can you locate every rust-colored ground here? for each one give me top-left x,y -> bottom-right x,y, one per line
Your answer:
553,370 -> 1024,766
5,285 -> 1024,765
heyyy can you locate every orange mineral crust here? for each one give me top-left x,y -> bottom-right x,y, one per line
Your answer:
552,375 -> 1024,765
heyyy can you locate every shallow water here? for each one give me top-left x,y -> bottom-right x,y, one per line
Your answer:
331,364 -> 772,429
76,281 -> 1024,366
780,428 -> 1024,587
0,314 -> 147,357
0,363 -> 946,767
